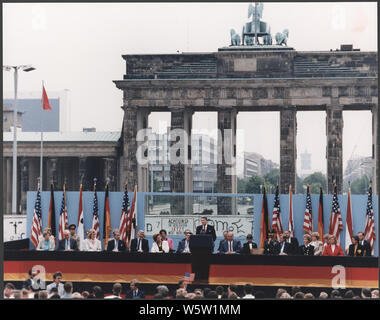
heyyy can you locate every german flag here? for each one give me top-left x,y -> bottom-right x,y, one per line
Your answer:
318,186 -> 324,238
48,183 -> 56,238
103,183 -> 112,248
260,186 -> 269,248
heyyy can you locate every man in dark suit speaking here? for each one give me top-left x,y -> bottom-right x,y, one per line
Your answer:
196,216 -> 216,242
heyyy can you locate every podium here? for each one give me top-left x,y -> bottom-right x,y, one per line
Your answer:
189,234 -> 213,283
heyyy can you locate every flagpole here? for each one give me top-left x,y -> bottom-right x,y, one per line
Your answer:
40,80 -> 44,191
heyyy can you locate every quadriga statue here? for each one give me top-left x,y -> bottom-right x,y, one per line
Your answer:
230,29 -> 241,46
275,29 -> 289,46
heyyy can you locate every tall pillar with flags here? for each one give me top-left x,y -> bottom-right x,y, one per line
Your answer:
303,185 -> 313,234
317,186 -> 324,238
30,181 -> 43,248
328,184 -> 343,244
126,185 -> 138,247
364,185 -> 376,255
271,185 -> 283,241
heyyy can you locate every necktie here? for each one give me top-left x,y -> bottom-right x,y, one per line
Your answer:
203,225 -> 206,232
229,241 -> 232,252
138,239 -> 141,250
66,240 -> 69,250
115,240 -> 118,249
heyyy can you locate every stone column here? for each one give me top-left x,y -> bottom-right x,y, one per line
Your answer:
20,158 -> 29,215
326,104 -> 343,194
137,109 -> 150,193
79,157 -> 87,190
372,104 -> 378,194
6,158 -> 12,215
169,107 -> 193,215
47,158 -> 58,189
280,107 -> 297,194
103,158 -> 117,191
217,109 -> 237,215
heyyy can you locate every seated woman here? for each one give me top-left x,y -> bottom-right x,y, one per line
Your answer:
159,229 -> 174,252
348,235 -> 364,257
241,234 -> 258,254
37,231 -> 55,251
322,235 -> 344,256
299,234 -> 314,256
38,227 -> 56,250
82,229 -> 102,252
151,234 -> 169,253
310,232 -> 323,256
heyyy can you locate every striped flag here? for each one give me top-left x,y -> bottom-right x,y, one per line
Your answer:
31,184 -> 43,248
77,184 -> 85,250
364,185 -> 376,255
58,184 -> 68,240
119,183 -> 129,243
184,273 -> 195,283
328,185 -> 343,244
48,183 -> 56,238
103,183 -> 112,248
345,186 -> 353,254
126,185 -> 137,246
317,186 -> 324,239
92,181 -> 100,239
303,185 -> 313,234
288,185 -> 294,237
271,185 -> 283,241
259,186 -> 269,248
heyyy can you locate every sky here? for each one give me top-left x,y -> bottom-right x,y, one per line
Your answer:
3,2 -> 377,173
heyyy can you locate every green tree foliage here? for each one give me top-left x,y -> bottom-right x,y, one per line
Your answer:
302,172 -> 327,193
350,175 -> 371,194
245,175 -> 265,194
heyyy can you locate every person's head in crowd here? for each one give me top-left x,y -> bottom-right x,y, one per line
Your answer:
255,291 -> 265,299
328,235 -> 337,245
113,229 -> 120,241
21,289 -> 30,299
28,268 -> 38,279
184,229 -> 192,241
130,279 -> 139,291
112,283 -> 122,297
93,286 -> 104,299
176,288 -> 187,299
53,271 -> 63,284
246,234 -> 253,243
159,229 -> 168,241
323,234 -> 330,244
72,292 -> 83,299
49,287 -> 59,297
43,231 -> 50,241
344,290 -> 354,299
311,232 -> 320,242
243,283 -> 253,296
4,283 -> 15,298
194,288 -> 204,298
227,232 -> 234,242
68,224 -> 76,237
156,285 -> 169,298
357,232 -> 365,241
284,230 -> 291,239
279,233 -> 285,243
43,227 -> 52,236
63,230 -> 70,240
319,292 -> 328,299
293,292 -> 305,299
223,231 -> 228,240
303,234 -> 311,245
38,291 -> 48,300
81,291 -> 89,299
371,289 -> 379,299
137,230 -> 145,239
64,282 -> 73,295
201,217 -> 208,226
304,293 -> 315,299
186,293 -> 196,299
33,292 -> 39,299
178,279 -> 187,290
353,295 -> 361,299
87,229 -> 96,240
13,290 -> 21,299
267,230 -> 276,241
216,286 -> 225,298
361,288 -> 371,299
153,233 -> 162,245
280,292 -> 291,299
203,287 -> 211,297
228,284 -> 238,296
276,288 -> 287,299
228,292 -> 239,299
206,291 -> 218,299
331,289 -> 341,299
291,286 -> 301,296
351,235 -> 359,245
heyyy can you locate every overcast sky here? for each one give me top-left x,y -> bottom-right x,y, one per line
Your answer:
3,2 -> 377,173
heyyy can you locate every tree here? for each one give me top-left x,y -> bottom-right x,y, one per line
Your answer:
296,175 -> 304,194
237,178 -> 247,193
245,175 -> 265,194
264,169 -> 280,186
351,176 -> 371,194
303,172 -> 327,193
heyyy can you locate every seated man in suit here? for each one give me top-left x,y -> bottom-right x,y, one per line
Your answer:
283,230 -> 299,255
106,229 -> 127,252
263,230 -> 278,255
220,232 -> 241,254
57,230 -> 78,251
274,233 -> 292,255
299,234 -> 314,256
177,229 -> 192,254
241,234 -> 258,254
130,230 -> 149,253
357,232 -> 372,256
195,216 -> 216,243
216,231 -> 228,254
125,279 -> 145,299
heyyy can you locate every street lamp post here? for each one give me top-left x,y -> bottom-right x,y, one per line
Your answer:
3,65 -> 35,214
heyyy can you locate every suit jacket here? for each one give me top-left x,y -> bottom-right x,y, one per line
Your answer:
263,239 -> 278,255
130,238 -> 149,253
242,241 -> 258,254
348,243 -> 364,257
22,278 -> 40,291
322,244 -> 344,256
151,241 -> 170,253
177,239 -> 191,253
106,239 -> 127,252
125,289 -> 145,299
219,240 -> 241,254
217,239 -> 227,253
57,238 -> 78,251
285,237 -> 299,255
360,240 -> 372,256
196,224 -> 216,242
274,241 -> 292,255
299,244 -> 314,256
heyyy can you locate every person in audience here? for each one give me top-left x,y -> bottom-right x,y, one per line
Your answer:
195,216 -> 216,243
130,230 -> 149,253
178,279 -> 188,291
3,283 -> 15,299
304,293 -> 315,299
279,292 -> 291,299
106,229 -> 127,252
361,287 -> 372,299
228,292 -> 239,299
105,283 -> 122,299
37,231 -> 55,251
82,229 -> 102,251
177,229 -> 192,253
194,288 -> 204,299
310,232 -> 324,256
274,233 -> 292,255
176,288 -> 187,299
331,289 -> 342,299
322,235 -> 344,256
293,292 -> 305,299
371,289 -> 379,299
263,231 -> 278,255
38,290 -> 48,299
318,292 -> 329,299
220,232 -> 241,254
49,287 -> 61,299
62,282 -> 73,299
216,231 -> 228,254
68,224 -> 81,250
81,291 -> 90,299
72,292 -> 83,299
299,234 -> 314,256
283,230 -> 299,255
227,284 -> 239,298
255,291 -> 265,299
156,285 -> 170,298
151,233 -> 169,253
57,230 -> 79,251
89,286 -> 104,299
126,279 -> 145,299
21,289 -> 30,299
348,235 -> 364,256
323,234 -> 330,247
242,234 -> 258,254
22,269 -> 40,291
160,229 -> 174,251
46,271 -> 65,297
242,284 -> 255,299
207,291 -> 218,299
344,290 -> 354,299
357,232 -> 372,256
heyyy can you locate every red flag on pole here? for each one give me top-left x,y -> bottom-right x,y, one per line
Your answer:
288,185 -> 294,237
345,186 -> 353,254
259,186 -> 269,248
42,85 -> 52,110
317,186 -> 324,238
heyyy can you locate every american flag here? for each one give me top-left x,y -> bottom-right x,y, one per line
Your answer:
92,181 -> 100,239
184,272 -> 195,283
288,185 -> 295,237
58,184 -> 68,240
303,185 -> 313,234
31,184 -> 43,248
119,183 -> 129,243
328,185 -> 343,244
271,185 -> 283,241
364,185 -> 376,255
